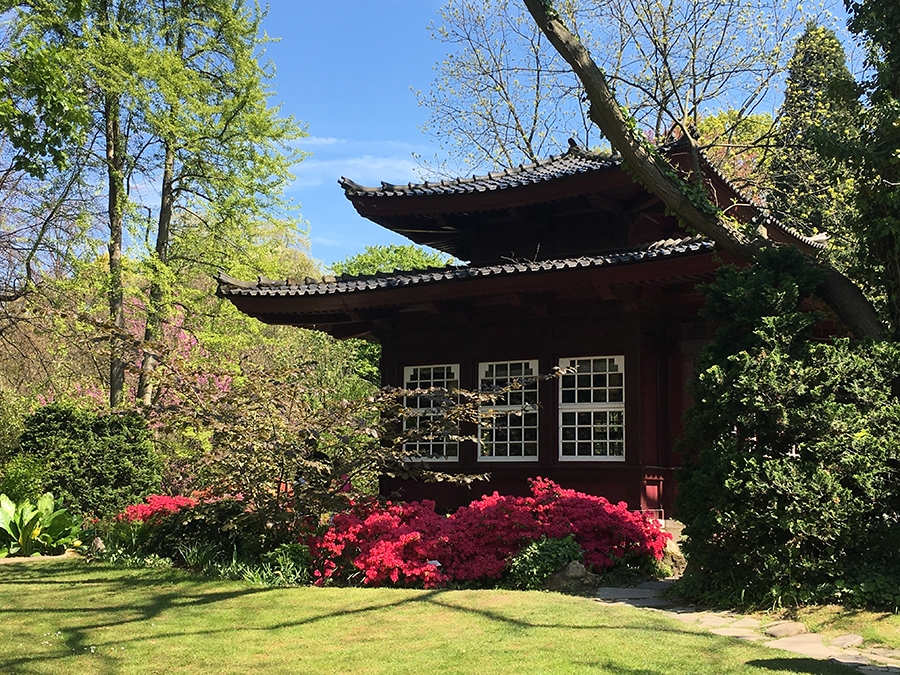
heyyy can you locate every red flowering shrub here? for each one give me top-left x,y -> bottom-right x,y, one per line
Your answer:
310,478 -> 670,588
117,494 -> 197,523
525,477 -> 669,570
311,498 -> 449,588
441,492 -> 543,581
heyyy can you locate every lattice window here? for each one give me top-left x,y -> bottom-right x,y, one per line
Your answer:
477,360 -> 539,461
558,356 -> 625,460
402,364 -> 459,460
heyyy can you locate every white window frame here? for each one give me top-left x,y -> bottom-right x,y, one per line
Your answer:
402,364 -> 460,462
558,355 -> 625,461
477,359 -> 540,462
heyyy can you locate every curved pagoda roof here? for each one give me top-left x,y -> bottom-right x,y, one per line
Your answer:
339,142 -> 826,264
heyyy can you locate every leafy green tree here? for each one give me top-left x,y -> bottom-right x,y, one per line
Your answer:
696,110 -> 775,201
839,0 -> 900,337
329,245 -> 453,277
0,28 -> 89,179
2,0 -> 306,407
131,0 -> 306,405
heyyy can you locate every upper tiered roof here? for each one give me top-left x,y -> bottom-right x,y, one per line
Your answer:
340,145 -> 621,199
339,142 -> 826,263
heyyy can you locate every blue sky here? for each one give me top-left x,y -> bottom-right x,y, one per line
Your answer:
260,2 -> 451,270
257,2 -> 858,272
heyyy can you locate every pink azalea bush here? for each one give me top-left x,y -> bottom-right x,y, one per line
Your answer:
311,499 -> 450,588
117,494 -> 197,523
310,478 -> 670,588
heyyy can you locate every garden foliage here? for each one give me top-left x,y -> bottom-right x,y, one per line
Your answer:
676,248 -> 900,609
311,477 -> 669,589
100,478 -> 667,591
0,492 -> 79,557
17,403 -> 162,518
503,535 -> 583,591
138,497 -> 307,569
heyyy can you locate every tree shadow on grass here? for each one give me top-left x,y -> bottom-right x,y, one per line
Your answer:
562,659 -> 853,675
747,658 -> 858,674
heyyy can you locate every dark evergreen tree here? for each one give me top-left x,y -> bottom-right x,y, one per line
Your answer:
674,248 -> 900,609
766,23 -> 859,239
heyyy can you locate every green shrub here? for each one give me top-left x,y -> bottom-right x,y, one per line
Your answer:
503,536 -> 583,591
0,388 -> 29,465
0,454 -> 49,504
18,403 -> 162,518
259,542 -> 312,586
143,499 -> 303,567
675,248 -> 900,610
0,492 -> 79,557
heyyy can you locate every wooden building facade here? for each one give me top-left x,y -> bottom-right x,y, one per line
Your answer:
217,143 -> 825,519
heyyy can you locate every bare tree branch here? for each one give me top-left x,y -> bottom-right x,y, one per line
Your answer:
522,0 -> 885,340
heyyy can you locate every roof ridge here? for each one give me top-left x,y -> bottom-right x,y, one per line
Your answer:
218,237 -> 715,297
339,144 -> 623,197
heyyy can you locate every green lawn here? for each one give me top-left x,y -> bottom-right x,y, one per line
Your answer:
0,559 -> 854,675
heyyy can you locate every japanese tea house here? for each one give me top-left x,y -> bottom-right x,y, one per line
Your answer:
217,142 -> 825,519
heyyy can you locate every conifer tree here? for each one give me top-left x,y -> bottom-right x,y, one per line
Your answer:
766,23 -> 859,240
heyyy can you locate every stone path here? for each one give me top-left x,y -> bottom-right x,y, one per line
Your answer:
595,580 -> 900,674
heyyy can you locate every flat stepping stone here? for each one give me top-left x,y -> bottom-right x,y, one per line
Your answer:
665,611 -> 706,624
625,598 -> 676,608
829,653 -> 871,666
765,634 -> 842,660
710,626 -> 766,640
857,666 -> 900,673
831,634 -> 865,649
764,621 -> 807,638
868,648 -> 900,660
697,614 -> 735,628
730,617 -> 761,629
865,652 -> 900,667
635,580 -> 674,591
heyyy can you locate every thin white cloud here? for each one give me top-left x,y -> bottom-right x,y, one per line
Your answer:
299,136 -> 344,146
293,154 -> 423,189
311,235 -> 341,247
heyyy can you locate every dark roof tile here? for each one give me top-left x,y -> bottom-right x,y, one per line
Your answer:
339,147 -> 621,198
217,236 -> 714,299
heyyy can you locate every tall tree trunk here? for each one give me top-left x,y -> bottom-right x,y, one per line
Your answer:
137,5 -> 184,406
105,90 -> 126,407
522,0 -> 885,340
136,139 -> 174,405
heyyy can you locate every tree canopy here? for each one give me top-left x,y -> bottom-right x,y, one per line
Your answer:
0,0 -> 308,406
420,0 -> 815,172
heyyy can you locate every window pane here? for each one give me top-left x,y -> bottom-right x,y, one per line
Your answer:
558,357 -> 625,461
477,357 -> 540,460
403,364 -> 460,460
